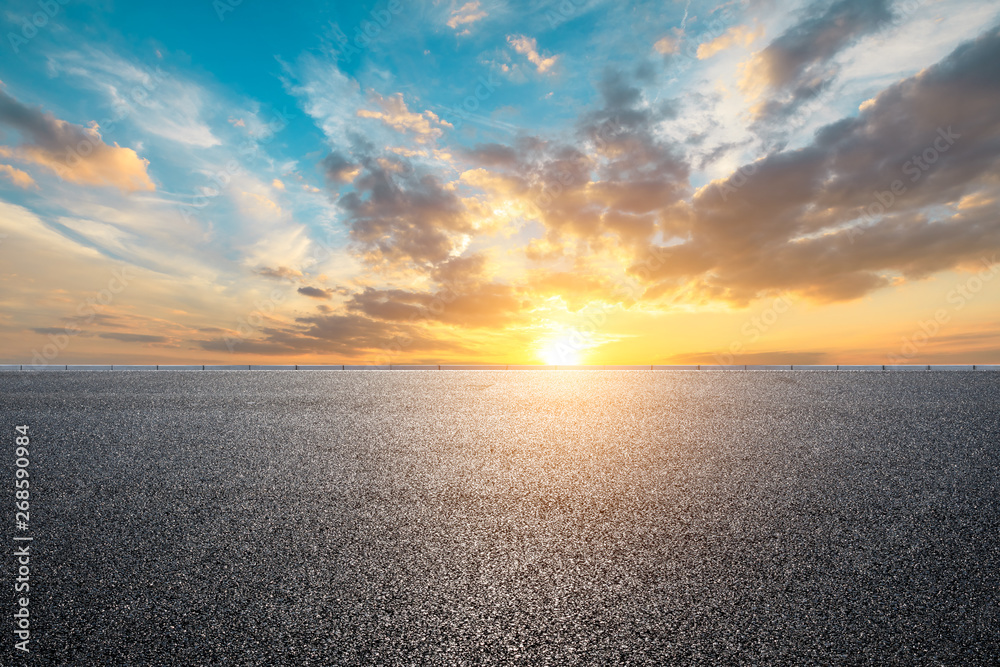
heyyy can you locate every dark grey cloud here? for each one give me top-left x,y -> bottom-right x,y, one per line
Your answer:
198,313 -> 482,360
635,24 -> 1000,304
330,147 -> 473,268
744,0 -> 894,123
32,327 -> 74,335
98,332 -> 169,343
322,151 -> 358,183
346,282 -> 524,329
430,254 -> 488,287
596,68 -> 643,110
254,265 -> 302,280
0,86 -> 89,152
459,143 -> 519,168
297,286 -> 334,299
198,316 -> 396,356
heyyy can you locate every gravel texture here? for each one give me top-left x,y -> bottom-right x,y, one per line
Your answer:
1,371 -> 998,665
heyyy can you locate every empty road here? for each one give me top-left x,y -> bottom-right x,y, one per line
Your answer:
2,371 -> 998,665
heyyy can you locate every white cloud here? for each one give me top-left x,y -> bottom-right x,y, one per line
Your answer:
284,54 -> 365,146
48,48 -> 221,148
447,1 -> 488,32
0,201 -> 104,260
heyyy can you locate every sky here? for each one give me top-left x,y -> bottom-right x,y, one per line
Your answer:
1,0 -> 999,366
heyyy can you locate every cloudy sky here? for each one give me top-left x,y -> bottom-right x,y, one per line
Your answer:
1,0 -> 999,365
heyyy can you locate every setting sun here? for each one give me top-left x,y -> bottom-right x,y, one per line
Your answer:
538,336 -> 586,366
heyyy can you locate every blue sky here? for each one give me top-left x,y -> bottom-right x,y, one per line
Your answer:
2,0 -> 1000,364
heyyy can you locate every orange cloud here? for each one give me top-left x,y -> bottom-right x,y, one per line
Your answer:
507,35 -> 559,74
0,87 -> 154,193
0,164 -> 36,189
356,92 -> 450,143
654,35 -> 680,55
697,23 -> 764,59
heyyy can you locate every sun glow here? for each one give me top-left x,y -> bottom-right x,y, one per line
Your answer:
537,336 -> 586,366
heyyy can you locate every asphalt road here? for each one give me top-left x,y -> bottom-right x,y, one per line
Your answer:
2,371 -> 998,665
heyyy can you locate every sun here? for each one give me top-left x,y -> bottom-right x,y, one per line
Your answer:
537,336 -> 585,366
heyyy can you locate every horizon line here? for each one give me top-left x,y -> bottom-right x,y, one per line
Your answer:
2,364 -> 1000,371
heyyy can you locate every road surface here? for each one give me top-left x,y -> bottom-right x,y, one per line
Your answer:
2,371 -> 998,664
